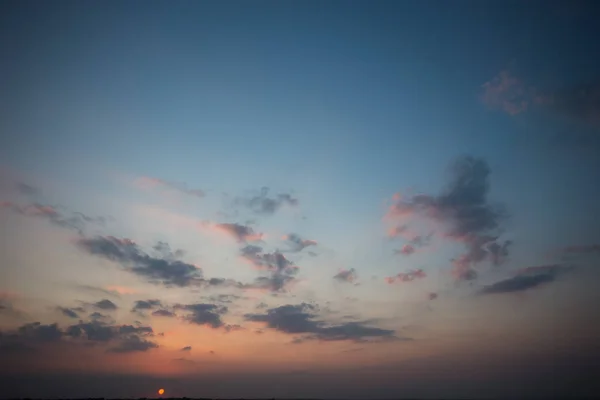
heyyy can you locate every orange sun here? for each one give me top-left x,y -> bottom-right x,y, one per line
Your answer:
158,388 -> 165,395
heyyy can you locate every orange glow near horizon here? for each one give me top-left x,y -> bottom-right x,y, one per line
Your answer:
158,388 -> 165,395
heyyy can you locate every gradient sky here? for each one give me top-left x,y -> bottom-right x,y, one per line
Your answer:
1,1 -> 600,398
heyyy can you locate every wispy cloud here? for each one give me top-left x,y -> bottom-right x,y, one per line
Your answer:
235,187 -> 298,215
1,201 -> 106,234
210,222 -> 264,242
135,177 -> 205,199
478,264 -> 572,295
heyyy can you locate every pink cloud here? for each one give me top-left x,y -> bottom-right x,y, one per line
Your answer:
135,176 -> 205,199
396,244 -> 415,256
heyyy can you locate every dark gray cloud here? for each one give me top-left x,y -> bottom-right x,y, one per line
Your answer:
388,156 -> 509,281
240,246 -> 300,292
235,187 -> 298,215
174,303 -> 228,329
333,269 -> 358,284
139,177 -> 205,199
76,236 -> 205,287
131,299 -> 162,312
0,320 -> 165,358
107,335 -> 158,353
0,201 -> 106,234
57,307 -> 81,319
152,309 -> 176,317
93,299 -> 118,311
245,303 -> 398,342
283,233 -> 317,252
479,265 -> 571,295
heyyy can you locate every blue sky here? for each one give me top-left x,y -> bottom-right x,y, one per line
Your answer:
1,1 -> 600,398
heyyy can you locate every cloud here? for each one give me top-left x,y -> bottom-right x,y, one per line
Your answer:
235,187 -> 298,215
213,223 -> 263,242
333,269 -> 358,284
282,234 -> 317,252
57,307 -> 82,319
0,201 -> 105,234
151,309 -> 176,317
93,299 -> 118,311
547,82 -> 600,127
240,246 -> 300,292
107,335 -> 158,353
131,299 -> 162,313
387,156 -> 509,281
181,346 -> 192,352
14,182 -> 39,197
136,177 -> 205,199
429,292 -> 438,301
479,264 -> 571,295
174,303 -> 228,329
562,244 -> 600,254
385,269 -> 426,284
0,318 -> 160,357
245,303 -> 398,342
396,244 -> 415,256
480,70 -> 533,115
76,236 -> 204,287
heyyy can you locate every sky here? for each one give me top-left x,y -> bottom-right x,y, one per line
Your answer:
1,0 -> 600,398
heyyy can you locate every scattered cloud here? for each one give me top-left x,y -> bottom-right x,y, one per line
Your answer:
181,346 -> 192,352
135,177 -> 205,199
429,292 -> 438,301
213,223 -> 264,242
93,299 -> 118,311
333,268 -> 358,284
480,70 -> 533,115
385,269 -> 426,284
0,318 -> 158,356
282,234 -> 317,252
57,307 -> 83,319
174,303 -> 228,329
107,335 -> 158,353
479,264 -> 572,295
131,299 -> 162,313
76,236 -> 204,287
151,309 -> 176,317
235,187 -> 298,215
387,156 -> 510,281
240,246 -> 300,292
245,303 -> 398,343
396,244 -> 415,256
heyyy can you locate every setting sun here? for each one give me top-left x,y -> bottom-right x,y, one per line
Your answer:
158,388 -> 165,395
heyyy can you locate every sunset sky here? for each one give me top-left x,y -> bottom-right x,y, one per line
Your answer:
1,1 -> 600,398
